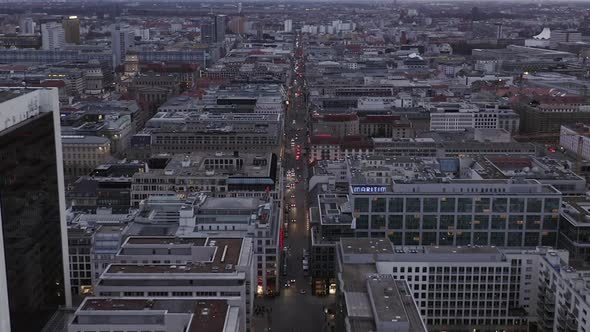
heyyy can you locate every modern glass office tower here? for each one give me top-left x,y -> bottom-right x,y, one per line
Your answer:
0,87 -> 71,332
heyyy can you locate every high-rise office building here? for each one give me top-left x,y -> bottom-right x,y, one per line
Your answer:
215,15 -> 226,43
41,22 -> 65,50
62,16 -> 80,44
200,21 -> 214,44
110,24 -> 135,70
0,87 -> 71,332
19,17 -> 35,35
284,19 -> 293,33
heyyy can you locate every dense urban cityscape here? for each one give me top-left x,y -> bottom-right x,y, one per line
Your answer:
3,1 -> 590,332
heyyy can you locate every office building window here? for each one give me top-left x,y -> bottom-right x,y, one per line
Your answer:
371,198 -> 386,212
422,215 -> 438,229
507,232 -> 522,247
405,215 -> 420,229
440,198 -> 456,212
527,198 -> 542,213
458,198 -> 473,213
422,232 -> 437,245
371,215 -> 386,229
509,198 -> 525,213
423,198 -> 438,213
389,198 -> 404,213
544,198 -> 559,213
475,198 -> 490,213
356,215 -> 368,229
388,215 -> 403,229
492,198 -> 508,213
355,198 -> 369,212
406,198 -> 421,213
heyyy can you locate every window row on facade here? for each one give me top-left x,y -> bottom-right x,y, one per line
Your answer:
354,197 -> 560,214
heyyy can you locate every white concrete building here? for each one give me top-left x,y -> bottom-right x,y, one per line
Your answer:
559,124 -> 590,161
337,238 -> 569,331
111,25 -> 135,69
41,22 -> 65,50
284,19 -> 293,33
429,103 -> 520,133
0,87 -> 71,332
90,236 -> 253,331
536,252 -> 590,332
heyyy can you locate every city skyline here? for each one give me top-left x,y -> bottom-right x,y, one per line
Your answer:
1,1 -> 590,331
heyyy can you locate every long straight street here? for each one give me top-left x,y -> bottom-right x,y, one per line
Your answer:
252,34 -> 336,332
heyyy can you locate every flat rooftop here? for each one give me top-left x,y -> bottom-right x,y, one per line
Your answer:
367,278 -> 426,332
137,151 -> 274,178
341,238 -> 394,255
425,245 -> 500,255
318,194 -> 352,225
562,198 -> 590,226
476,156 -> 583,181
61,135 -> 111,145
0,87 -> 36,103
125,236 -> 207,246
78,298 -> 229,332
106,238 -> 243,274
200,196 -> 261,210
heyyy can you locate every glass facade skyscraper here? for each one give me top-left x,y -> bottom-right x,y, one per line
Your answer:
0,88 -> 70,332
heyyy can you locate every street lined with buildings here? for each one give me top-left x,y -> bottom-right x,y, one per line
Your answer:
6,2 -> 590,332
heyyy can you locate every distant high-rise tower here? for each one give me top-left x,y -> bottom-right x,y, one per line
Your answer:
496,23 -> 503,39
19,17 -> 35,35
200,21 -> 215,44
110,24 -> 135,70
0,87 -> 71,332
62,16 -> 80,44
284,19 -> 293,33
215,15 -> 226,43
238,2 -> 242,14
202,15 -> 226,44
41,22 -> 65,50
